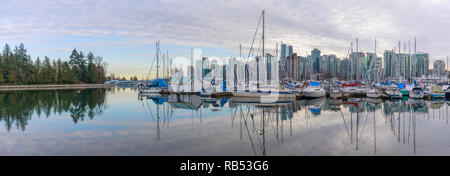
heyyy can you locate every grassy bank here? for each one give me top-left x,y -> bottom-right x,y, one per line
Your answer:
0,84 -> 116,90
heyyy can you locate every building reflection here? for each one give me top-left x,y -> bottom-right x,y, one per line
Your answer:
140,93 -> 449,155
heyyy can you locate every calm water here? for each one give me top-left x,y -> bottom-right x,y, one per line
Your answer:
0,88 -> 449,155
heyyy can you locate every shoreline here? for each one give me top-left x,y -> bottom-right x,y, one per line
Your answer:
0,84 -> 116,91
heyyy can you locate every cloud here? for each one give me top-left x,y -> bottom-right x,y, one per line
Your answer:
1,0 -> 450,60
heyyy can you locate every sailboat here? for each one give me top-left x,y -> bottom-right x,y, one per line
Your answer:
139,41 -> 169,94
230,10 -> 296,103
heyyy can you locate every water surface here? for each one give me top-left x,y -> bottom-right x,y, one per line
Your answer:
0,88 -> 449,155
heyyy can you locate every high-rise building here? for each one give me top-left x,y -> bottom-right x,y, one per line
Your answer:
311,48 -> 321,73
350,52 -> 365,80
280,44 -> 287,58
411,53 -> 429,77
383,50 -> 395,79
339,58 -> 351,80
366,53 -> 383,81
287,45 -> 293,57
433,60 -> 446,77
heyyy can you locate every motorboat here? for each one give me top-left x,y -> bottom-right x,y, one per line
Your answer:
329,87 -> 342,99
409,87 -> 424,99
303,81 -> 326,98
443,85 -> 450,99
385,87 -> 402,99
424,85 -> 445,99
341,87 -> 364,94
365,88 -> 382,99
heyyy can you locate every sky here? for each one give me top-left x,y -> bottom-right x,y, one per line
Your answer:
1,0 -> 450,78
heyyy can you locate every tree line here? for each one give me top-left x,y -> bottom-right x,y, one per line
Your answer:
0,43 -> 107,85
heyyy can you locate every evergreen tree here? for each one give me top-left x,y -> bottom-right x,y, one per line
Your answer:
61,61 -> 77,83
2,44 -> 12,83
43,56 -> 54,83
0,44 -> 107,85
0,72 -> 4,84
78,51 -> 88,83
35,57 -> 43,83
57,58 -> 63,83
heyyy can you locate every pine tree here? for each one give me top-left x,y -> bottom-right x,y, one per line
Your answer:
35,57 -> 43,83
57,58 -> 63,83
0,72 -> 5,84
43,56 -> 54,83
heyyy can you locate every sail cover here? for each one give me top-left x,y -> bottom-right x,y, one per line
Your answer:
149,78 -> 168,88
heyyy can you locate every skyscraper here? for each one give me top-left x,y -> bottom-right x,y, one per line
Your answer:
411,53 -> 429,77
433,60 -> 445,77
287,45 -> 293,57
383,50 -> 395,79
280,44 -> 287,58
350,52 -> 365,80
311,48 -> 321,73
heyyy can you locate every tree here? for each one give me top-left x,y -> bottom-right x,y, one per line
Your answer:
78,51 -> 88,83
35,57 -> 43,83
0,44 -> 107,85
89,63 -> 98,83
0,72 -> 5,84
42,56 -> 54,83
61,62 -> 77,83
2,44 -> 13,83
56,59 -> 63,83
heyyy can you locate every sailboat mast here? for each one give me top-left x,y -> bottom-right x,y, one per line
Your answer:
408,40 -> 411,82
414,38 -> 417,77
257,10 -> 264,91
156,40 -> 160,79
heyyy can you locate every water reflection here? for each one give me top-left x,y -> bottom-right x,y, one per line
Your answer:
0,89 -> 107,131
139,93 -> 449,156
0,88 -> 448,155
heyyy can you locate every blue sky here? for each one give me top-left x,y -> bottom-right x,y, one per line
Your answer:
1,0 -> 449,78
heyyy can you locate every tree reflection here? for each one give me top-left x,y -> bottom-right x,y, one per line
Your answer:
0,89 -> 107,131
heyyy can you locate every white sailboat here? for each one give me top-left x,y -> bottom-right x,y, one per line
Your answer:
230,10 -> 296,103
139,41 -> 169,94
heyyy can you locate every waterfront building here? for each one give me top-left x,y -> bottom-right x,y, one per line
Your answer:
349,52 -> 365,81
280,44 -> 287,58
285,53 -> 303,81
411,52 -> 430,77
202,57 -> 211,78
311,48 -> 321,73
322,54 -> 339,79
383,50 -> 395,79
195,59 -> 202,79
433,60 -> 446,77
287,45 -> 293,57
339,58 -> 351,80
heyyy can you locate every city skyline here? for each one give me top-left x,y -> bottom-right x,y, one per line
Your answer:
1,0 -> 450,78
